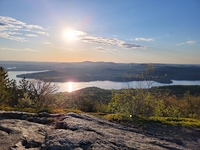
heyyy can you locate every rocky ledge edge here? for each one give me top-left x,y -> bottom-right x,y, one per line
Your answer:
0,111 -> 199,150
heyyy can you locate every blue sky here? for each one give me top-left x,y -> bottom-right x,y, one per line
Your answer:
0,0 -> 199,64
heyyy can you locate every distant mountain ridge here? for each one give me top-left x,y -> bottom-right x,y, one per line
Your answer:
1,61 -> 200,83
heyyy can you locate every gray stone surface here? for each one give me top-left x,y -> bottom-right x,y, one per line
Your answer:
0,119 -> 48,150
44,113 -> 185,150
0,111 -> 199,150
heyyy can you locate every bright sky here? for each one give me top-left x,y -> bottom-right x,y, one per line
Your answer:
0,0 -> 200,64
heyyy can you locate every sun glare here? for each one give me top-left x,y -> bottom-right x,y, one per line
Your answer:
63,29 -> 86,41
64,29 -> 76,40
67,82 -> 73,92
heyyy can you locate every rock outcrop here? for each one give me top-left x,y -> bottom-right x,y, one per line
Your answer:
0,111 -> 199,150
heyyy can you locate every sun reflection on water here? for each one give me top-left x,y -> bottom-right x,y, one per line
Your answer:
67,82 -> 73,92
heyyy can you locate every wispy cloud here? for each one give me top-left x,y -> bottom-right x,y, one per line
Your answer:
135,37 -> 154,42
34,31 -> 49,36
82,36 -> 123,45
26,34 -> 38,37
0,16 -> 49,42
67,29 -> 87,36
95,47 -> 119,52
121,43 -> 141,49
62,29 -> 143,49
95,47 -> 107,52
0,47 -> 38,52
176,40 -> 196,46
0,22 -> 5,26
186,40 -> 196,44
0,31 -> 27,42
81,36 -> 143,49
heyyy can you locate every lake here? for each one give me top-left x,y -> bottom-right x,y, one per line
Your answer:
8,71 -> 200,92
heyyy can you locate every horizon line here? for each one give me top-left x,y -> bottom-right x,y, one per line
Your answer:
0,60 -> 200,65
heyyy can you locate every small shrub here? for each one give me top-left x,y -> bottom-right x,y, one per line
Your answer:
148,117 -> 200,128
0,105 -> 15,111
17,93 -> 33,108
103,113 -> 132,122
51,108 -> 82,114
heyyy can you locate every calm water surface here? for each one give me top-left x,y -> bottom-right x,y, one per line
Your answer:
8,71 -> 200,92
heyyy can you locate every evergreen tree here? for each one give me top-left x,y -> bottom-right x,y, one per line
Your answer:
0,66 -> 11,104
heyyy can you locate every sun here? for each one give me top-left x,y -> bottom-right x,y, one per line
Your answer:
63,29 -> 86,41
64,29 -> 77,40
